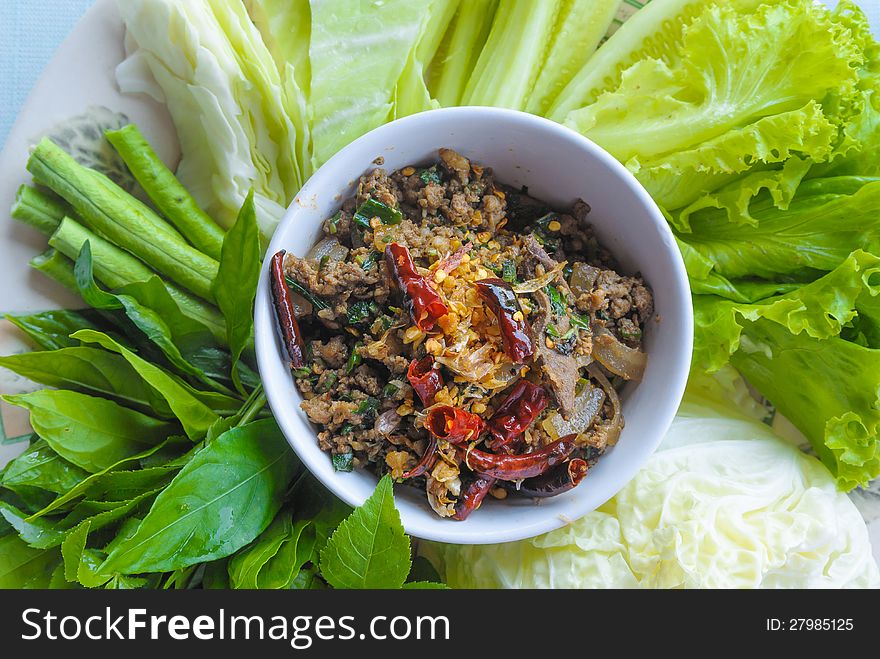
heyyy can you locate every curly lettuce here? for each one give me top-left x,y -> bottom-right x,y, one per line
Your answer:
694,251 -> 880,489
565,1 -> 867,210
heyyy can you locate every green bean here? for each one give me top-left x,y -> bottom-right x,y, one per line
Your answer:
105,124 -> 225,260
49,217 -> 227,346
29,249 -> 77,292
27,138 -> 219,302
10,185 -> 72,236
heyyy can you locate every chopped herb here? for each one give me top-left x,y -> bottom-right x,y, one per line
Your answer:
377,314 -> 394,332
346,344 -> 363,372
355,397 -> 381,426
332,452 -> 354,472
620,328 -> 643,340
419,165 -> 442,185
546,323 -> 560,339
318,254 -> 330,272
319,372 -> 339,393
382,383 -> 400,398
388,305 -> 403,315
381,234 -> 393,243
501,259 -> 518,283
545,284 -> 567,316
347,300 -> 379,326
353,198 -> 402,229
596,309 -> 610,321
327,210 -> 342,235
339,423 -> 355,435
570,313 -> 591,331
563,264 -> 573,279
285,276 -> 330,311
291,366 -> 312,378
361,251 -> 380,271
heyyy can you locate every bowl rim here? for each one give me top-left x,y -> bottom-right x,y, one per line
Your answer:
255,106 -> 693,544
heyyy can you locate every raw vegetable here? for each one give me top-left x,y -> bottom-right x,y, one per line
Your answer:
460,0 -> 561,110
105,124 -> 226,260
425,385 -> 880,588
116,0 -> 307,236
565,1 -> 864,209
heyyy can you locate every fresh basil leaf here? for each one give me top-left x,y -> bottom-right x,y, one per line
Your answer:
228,511 -> 292,589
213,190 -> 261,394
545,284 -> 567,316
26,439 -> 184,521
407,555 -> 443,584
74,242 -> 234,396
72,330 -> 220,440
2,390 -> 175,473
4,308 -> 112,351
319,475 -> 410,589
285,276 -> 330,311
61,521 -> 111,588
1,439 -> 89,496
0,347 -> 175,418
0,534 -> 60,588
99,418 -> 298,574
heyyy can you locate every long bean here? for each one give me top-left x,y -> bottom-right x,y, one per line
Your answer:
49,217 -> 227,346
27,138 -> 219,301
29,249 -> 77,292
11,185 -> 72,236
105,124 -> 225,260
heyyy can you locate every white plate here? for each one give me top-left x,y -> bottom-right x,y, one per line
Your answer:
1,0 -> 878,559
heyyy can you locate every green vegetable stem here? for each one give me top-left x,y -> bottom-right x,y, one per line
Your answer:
105,124 -> 226,261
27,137 -> 220,302
10,184 -> 72,236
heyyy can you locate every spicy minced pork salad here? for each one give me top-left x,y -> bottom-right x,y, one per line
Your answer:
269,149 -> 652,520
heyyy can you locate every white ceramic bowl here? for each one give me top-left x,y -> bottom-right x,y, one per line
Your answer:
255,107 -> 692,545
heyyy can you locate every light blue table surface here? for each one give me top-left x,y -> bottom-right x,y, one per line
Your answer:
0,0 -> 95,148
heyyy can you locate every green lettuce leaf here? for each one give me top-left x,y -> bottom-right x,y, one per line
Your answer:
566,1 -> 861,166
677,177 -> 880,285
547,0 -> 769,121
693,250 -> 880,489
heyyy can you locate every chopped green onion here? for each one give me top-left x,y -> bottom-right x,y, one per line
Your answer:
382,383 -> 400,398
319,372 -> 339,393
388,305 -> 403,315
353,198 -> 402,229
291,366 -> 312,378
318,254 -> 330,272
285,276 -> 330,311
419,166 -> 442,185
327,211 -> 342,235
620,328 -> 643,340
361,250 -> 380,271
570,313 -> 591,331
545,284 -> 567,316
332,452 -> 354,472
346,344 -> 363,373
355,397 -> 380,416
501,259 -> 518,283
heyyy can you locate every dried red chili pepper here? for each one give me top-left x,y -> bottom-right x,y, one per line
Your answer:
486,380 -> 549,450
385,242 -> 448,331
515,458 -> 588,498
453,473 -> 496,521
474,278 -> 534,363
270,250 -> 306,369
407,356 -> 443,407
401,437 -> 438,480
457,434 -> 577,481
425,405 -> 485,444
